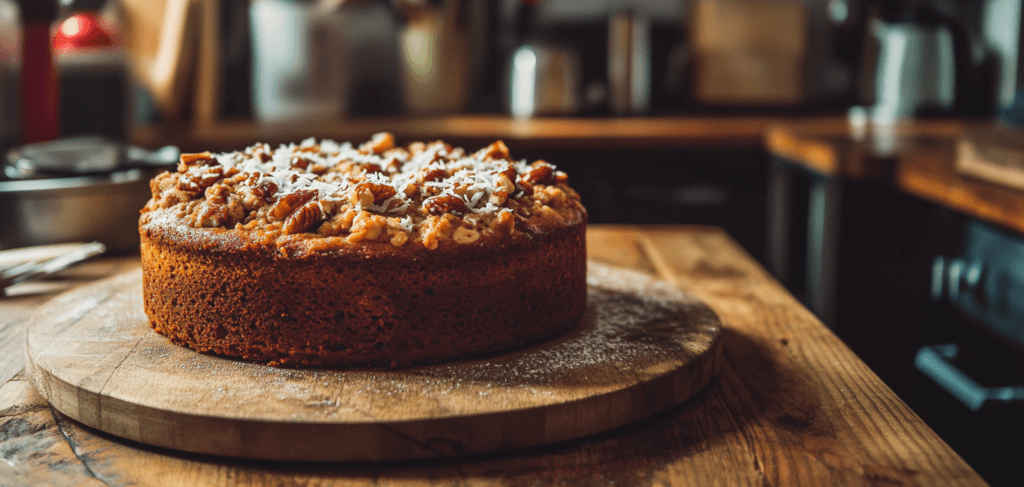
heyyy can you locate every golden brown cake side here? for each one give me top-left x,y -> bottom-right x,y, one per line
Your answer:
140,217 -> 585,367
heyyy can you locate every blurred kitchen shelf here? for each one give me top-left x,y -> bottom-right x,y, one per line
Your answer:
766,117 -> 1024,235
130,115 -> 808,153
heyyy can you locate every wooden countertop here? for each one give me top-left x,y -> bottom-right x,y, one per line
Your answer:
897,138 -> 1024,235
0,226 -> 983,485
766,118 -> 1024,234
131,115 -> 787,152
764,118 -> 964,179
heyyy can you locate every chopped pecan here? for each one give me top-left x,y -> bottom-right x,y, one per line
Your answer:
384,158 -> 402,173
180,151 -> 213,165
291,156 -> 310,169
421,168 -> 448,182
177,152 -> 214,172
283,200 -> 322,234
516,180 -> 534,196
198,203 -> 229,228
176,178 -> 200,194
205,184 -> 230,204
309,164 -> 328,175
423,195 -> 467,215
476,140 -> 510,160
246,173 -> 279,201
269,189 -> 317,220
363,132 -> 395,154
523,165 -> 553,185
177,165 -> 223,194
489,189 -> 509,206
495,174 -> 515,193
499,165 -> 517,182
361,163 -> 383,174
349,182 -> 397,207
402,183 -> 419,198
408,142 -> 426,154
494,210 -> 514,234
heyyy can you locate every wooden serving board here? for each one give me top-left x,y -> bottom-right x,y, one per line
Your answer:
24,262 -> 722,462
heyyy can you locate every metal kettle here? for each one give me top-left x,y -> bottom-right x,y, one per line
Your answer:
867,5 -> 973,121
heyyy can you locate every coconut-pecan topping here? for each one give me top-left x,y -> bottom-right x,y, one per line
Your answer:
143,134 -> 582,248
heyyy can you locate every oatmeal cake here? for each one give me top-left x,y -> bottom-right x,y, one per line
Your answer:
139,134 -> 587,367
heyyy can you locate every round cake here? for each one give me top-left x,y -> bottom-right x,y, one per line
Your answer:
139,134 -> 587,367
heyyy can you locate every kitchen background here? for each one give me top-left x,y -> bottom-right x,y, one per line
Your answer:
1,0 -> 1023,485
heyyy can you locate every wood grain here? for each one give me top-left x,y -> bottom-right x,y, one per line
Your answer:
0,256 -> 139,386
0,226 -> 986,486
25,263 -> 722,461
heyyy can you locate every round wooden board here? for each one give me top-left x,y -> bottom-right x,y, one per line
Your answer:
25,262 -> 722,462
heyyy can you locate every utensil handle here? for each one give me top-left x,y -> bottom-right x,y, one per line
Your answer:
914,344 -> 1024,411
1,242 -> 107,289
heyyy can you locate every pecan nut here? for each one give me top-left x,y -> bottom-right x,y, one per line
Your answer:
198,203 -> 229,228
516,180 -> 534,196
499,165 -> 517,182
494,209 -> 515,234
361,163 -> 383,174
363,132 -> 396,154
177,165 -> 224,194
270,189 -> 317,220
489,189 -> 509,206
246,173 -> 279,201
177,151 -> 214,171
423,195 -> 467,215
476,140 -> 510,160
349,182 -> 397,207
421,168 -> 448,183
283,200 -> 322,234
523,165 -> 554,185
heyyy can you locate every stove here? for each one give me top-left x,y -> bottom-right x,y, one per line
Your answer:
829,188 -> 1024,486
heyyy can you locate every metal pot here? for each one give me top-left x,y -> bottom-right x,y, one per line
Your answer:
0,168 -> 155,253
1,137 -> 177,253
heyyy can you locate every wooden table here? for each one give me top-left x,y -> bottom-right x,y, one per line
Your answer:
0,226 -> 985,486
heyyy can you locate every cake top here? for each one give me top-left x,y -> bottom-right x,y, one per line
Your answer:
141,134 -> 584,250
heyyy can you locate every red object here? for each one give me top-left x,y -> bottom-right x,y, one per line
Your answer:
20,21 -> 59,144
53,12 -> 116,53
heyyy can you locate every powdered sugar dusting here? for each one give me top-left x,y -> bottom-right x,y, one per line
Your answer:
415,262 -> 720,386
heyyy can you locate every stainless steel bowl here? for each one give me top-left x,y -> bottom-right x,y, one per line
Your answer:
0,169 -> 155,253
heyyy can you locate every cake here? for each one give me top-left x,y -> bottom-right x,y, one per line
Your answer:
139,134 -> 587,367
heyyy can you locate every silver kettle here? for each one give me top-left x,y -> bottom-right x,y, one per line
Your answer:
867,6 -> 972,121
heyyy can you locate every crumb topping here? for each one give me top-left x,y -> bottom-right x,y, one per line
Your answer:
141,134 -> 582,249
